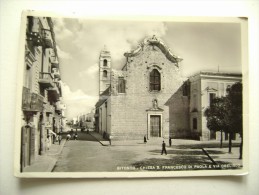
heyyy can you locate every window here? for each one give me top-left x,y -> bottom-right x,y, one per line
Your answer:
103,70 -> 107,77
118,77 -> 126,93
182,83 -> 189,96
193,118 -> 197,130
150,69 -> 161,91
103,59 -> 107,66
209,93 -> 216,106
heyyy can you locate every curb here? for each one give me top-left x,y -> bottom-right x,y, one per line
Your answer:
89,132 -> 109,146
50,140 -> 67,172
202,148 -> 217,165
47,140 -> 67,156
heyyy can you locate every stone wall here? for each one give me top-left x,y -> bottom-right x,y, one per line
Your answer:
166,87 -> 190,139
110,44 -> 184,140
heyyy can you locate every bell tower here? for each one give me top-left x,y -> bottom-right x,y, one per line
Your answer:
99,45 -> 111,95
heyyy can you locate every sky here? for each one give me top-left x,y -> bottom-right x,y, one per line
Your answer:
52,18 -> 242,119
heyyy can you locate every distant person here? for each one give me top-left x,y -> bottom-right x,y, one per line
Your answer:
52,134 -> 56,144
55,134 -> 59,143
109,135 -> 112,145
46,135 -> 50,150
66,134 -> 71,141
161,141 -> 167,155
74,133 -> 78,140
144,135 -> 147,143
169,137 -> 172,146
58,134 -> 62,145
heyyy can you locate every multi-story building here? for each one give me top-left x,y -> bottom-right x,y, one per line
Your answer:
21,16 -> 66,171
189,72 -> 241,140
95,35 -> 242,141
76,109 -> 96,131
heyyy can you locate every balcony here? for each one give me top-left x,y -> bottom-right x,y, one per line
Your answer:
55,102 -> 65,114
45,102 -> 54,113
55,106 -> 62,114
50,56 -> 59,69
42,29 -> 53,48
53,69 -> 61,79
26,31 -> 42,47
47,82 -> 60,102
22,87 -> 44,113
39,72 -> 54,88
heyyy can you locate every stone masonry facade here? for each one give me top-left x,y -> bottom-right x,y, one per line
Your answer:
95,36 -> 242,141
96,36 -> 186,140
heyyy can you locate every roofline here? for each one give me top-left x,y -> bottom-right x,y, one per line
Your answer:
189,71 -> 242,80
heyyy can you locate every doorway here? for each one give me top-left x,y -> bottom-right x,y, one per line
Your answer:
150,115 -> 161,137
21,126 -> 31,168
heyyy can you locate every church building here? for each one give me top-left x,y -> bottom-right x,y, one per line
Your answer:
95,35 -> 242,141
95,35 -> 185,140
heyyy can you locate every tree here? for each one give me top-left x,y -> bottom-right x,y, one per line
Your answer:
204,82 -> 243,158
204,97 -> 229,148
226,82 -> 243,159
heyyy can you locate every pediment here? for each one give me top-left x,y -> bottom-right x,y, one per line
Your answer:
146,107 -> 164,112
205,87 -> 218,92
124,35 -> 183,66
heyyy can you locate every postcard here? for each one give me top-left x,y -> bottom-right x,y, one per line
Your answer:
14,11 -> 248,178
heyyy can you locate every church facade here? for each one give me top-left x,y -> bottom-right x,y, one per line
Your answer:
95,36 -> 242,141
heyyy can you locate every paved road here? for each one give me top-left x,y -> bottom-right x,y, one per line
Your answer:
53,132 -> 137,172
53,132 -> 242,172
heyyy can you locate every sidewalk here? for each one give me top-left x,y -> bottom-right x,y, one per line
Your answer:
23,139 -> 66,172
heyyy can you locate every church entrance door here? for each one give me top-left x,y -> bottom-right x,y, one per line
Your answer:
150,115 -> 161,137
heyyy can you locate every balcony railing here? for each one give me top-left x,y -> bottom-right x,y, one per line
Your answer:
53,70 -> 61,79
50,56 -> 59,69
42,29 -> 53,48
39,72 -> 54,88
26,31 -> 42,47
45,102 -> 54,113
22,87 -> 44,112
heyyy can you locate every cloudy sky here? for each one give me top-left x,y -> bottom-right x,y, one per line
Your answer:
52,18 -> 242,119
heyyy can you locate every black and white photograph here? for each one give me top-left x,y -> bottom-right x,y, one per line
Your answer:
14,12 -> 248,178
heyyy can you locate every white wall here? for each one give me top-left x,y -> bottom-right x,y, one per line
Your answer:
0,1 -> 259,195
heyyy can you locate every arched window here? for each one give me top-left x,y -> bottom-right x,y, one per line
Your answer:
103,59 -> 107,66
150,69 -> 161,91
118,77 -> 126,93
103,70 -> 107,77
